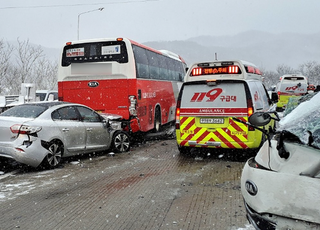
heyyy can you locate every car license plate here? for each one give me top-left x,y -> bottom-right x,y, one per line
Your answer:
200,118 -> 224,124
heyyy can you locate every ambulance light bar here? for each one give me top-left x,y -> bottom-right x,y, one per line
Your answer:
191,65 -> 241,76
191,65 -> 262,77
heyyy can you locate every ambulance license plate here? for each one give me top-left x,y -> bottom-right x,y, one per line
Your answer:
200,118 -> 224,124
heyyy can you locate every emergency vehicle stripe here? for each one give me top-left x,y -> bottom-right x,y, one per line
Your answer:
229,118 -> 248,138
221,128 -> 247,148
228,134 -> 248,148
181,127 -> 201,146
183,117 -> 195,131
212,131 -> 235,148
180,116 -> 189,125
194,129 -> 209,143
178,116 -> 250,149
180,108 -> 248,116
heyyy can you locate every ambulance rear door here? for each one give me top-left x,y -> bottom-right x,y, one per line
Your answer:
178,80 -> 250,148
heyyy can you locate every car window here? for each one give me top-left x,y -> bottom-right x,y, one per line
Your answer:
249,81 -> 270,110
76,106 -> 102,122
0,105 -> 47,118
48,92 -> 58,100
52,106 -> 80,121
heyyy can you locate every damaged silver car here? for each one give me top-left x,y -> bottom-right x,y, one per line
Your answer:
0,101 -> 130,168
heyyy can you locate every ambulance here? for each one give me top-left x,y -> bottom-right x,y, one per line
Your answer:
276,74 -> 308,111
175,60 -> 277,154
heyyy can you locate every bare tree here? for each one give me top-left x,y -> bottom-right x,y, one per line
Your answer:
0,40 -> 14,94
262,69 -> 279,89
276,64 -> 297,76
2,38 -> 59,95
34,58 -> 58,90
298,61 -> 320,85
15,38 -> 44,85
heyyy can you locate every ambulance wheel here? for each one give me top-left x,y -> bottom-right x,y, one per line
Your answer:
178,146 -> 191,154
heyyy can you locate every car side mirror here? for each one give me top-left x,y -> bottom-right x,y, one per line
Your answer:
271,92 -> 278,103
248,112 -> 271,126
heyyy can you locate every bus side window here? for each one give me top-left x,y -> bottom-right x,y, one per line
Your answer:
133,45 -> 150,79
165,57 -> 175,81
146,49 -> 160,80
158,55 -> 168,80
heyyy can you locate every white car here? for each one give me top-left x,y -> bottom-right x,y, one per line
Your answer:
241,93 -> 320,229
0,102 -> 130,168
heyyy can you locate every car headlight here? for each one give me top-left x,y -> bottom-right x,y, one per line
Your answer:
110,121 -> 122,130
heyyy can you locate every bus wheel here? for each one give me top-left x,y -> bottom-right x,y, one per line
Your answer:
112,131 -> 130,153
154,107 -> 161,132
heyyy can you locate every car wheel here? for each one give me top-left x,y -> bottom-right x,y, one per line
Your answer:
43,140 -> 63,168
112,131 -> 130,153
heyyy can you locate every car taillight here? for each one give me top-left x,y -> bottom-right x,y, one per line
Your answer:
10,124 -> 42,134
248,107 -> 253,117
129,95 -> 137,116
246,98 -> 255,131
247,98 -> 254,117
175,100 -> 181,129
175,108 -> 180,129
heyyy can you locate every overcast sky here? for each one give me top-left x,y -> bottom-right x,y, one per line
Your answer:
1,0 -> 320,48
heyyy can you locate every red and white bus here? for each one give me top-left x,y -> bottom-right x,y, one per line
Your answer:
57,37 -> 187,134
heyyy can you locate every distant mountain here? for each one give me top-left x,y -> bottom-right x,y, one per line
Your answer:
143,31 -> 320,71
20,31 -> 320,72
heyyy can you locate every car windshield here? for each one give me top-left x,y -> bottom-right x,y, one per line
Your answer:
0,104 -> 48,118
278,92 -> 320,149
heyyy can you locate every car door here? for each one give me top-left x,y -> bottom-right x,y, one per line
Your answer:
76,106 -> 111,151
52,106 -> 86,155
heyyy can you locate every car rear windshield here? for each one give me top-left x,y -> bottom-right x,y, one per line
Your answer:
0,105 -> 48,118
283,77 -> 306,81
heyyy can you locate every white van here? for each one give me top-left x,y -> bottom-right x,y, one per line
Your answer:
176,60 -> 277,153
276,74 -> 308,111
36,90 -> 58,101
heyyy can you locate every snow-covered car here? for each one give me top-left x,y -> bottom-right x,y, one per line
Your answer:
0,101 -> 130,168
241,92 -> 320,229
